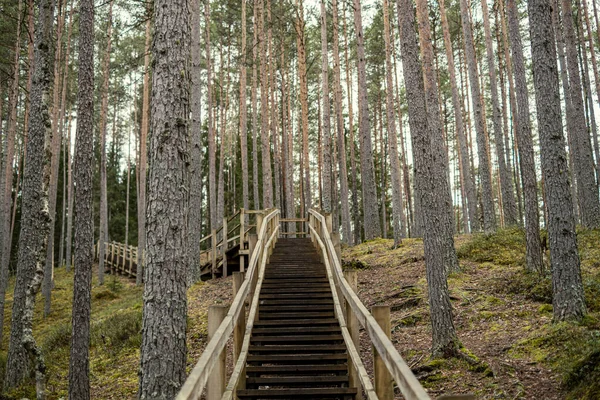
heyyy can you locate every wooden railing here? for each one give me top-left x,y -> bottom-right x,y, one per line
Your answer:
308,209 -> 474,400
97,241 -> 139,278
309,209 -> 431,400
176,208 -> 280,400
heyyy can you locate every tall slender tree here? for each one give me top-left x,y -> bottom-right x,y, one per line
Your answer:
239,0 -> 249,218
398,0 -> 459,356
528,0 -> 587,321
139,0 -> 190,397
459,0 -> 496,231
354,0 -> 381,240
506,0 -> 545,273
320,0 -> 332,213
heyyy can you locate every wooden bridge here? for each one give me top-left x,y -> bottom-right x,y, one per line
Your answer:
171,208 -> 473,400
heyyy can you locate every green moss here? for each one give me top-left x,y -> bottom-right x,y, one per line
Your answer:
457,228 -> 526,267
538,304 -> 553,314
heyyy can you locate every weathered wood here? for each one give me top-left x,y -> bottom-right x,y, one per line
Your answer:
232,272 -> 246,391
211,228 -> 217,279
223,217 -> 228,277
373,306 -> 393,400
344,270 -> 362,400
207,305 -> 228,400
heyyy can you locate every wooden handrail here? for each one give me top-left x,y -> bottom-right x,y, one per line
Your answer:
176,209 -> 280,400
308,209 -> 431,400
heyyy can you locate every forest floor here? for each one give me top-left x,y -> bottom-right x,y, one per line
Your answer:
0,228 -> 598,399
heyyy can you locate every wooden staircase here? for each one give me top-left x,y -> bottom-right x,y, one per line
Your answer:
237,238 -> 357,400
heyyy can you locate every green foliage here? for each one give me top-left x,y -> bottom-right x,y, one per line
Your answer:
457,228 -> 526,267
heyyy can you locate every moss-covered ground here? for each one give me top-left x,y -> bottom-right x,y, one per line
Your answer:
343,228 -> 600,399
0,268 -> 232,399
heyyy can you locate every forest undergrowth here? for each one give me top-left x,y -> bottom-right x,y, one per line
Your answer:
0,229 -> 598,399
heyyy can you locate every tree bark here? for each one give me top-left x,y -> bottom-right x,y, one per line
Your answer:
506,0 -> 545,273
319,0 -> 332,214
0,0 -> 23,342
354,0 -> 381,240
397,0 -> 459,357
8,0 -> 56,395
138,0 -> 190,397
459,0 -> 496,231
383,0 -> 405,247
560,0 -> 600,228
206,0 -> 217,228
188,0 -> 203,285
481,0 -> 518,227
438,0 -> 478,234
252,0 -> 260,210
258,0 -> 272,209
136,8 -> 151,286
239,0 -> 249,218
415,0 -> 459,272
528,0 -> 587,321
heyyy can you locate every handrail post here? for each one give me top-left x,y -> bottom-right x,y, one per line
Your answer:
344,270 -> 362,400
332,232 -> 342,261
111,243 -> 115,275
232,272 -> 247,391
373,305 -> 393,400
223,217 -> 228,278
207,305 -> 229,400
211,229 -> 217,279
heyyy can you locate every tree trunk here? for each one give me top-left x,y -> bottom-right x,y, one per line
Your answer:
459,0 -> 496,231
240,0 -> 249,218
438,0 -> 477,234
296,0 -> 310,215
397,0 -> 459,357
482,0 -> 518,226
67,0 -> 95,396
258,0 -> 272,209
138,0 -> 190,397
560,0 -> 600,228
65,112 -> 74,272
189,0 -> 203,285
528,0 -> 587,322
136,9 -> 151,286
0,0 -> 23,342
383,0 -> 405,246
43,0 -> 68,316
252,0 -> 260,210
206,0 -> 217,229
318,0 -> 332,214
506,0 -> 545,273
354,0 -> 381,240
342,2 -> 360,244
5,0 -> 55,394
415,0 -> 459,273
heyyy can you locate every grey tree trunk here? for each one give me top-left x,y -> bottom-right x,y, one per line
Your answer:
189,0 -> 203,285
138,0 -> 190,398
297,0 -> 311,215
438,0 -> 478,234
252,0 -> 260,210
552,1 -> 580,223
482,0 -> 518,227
0,0 -> 23,343
397,0 -> 459,357
415,0 -> 459,273
560,0 -> 600,228
65,112 -> 74,271
582,0 -> 600,180
331,0 -> 351,243
383,0 -> 405,247
320,0 -> 332,213
67,0 -> 94,398
4,0 -> 55,392
506,0 -> 545,273
354,0 -> 381,240
206,0 -> 217,229
137,12 -> 151,286
42,0 -> 68,317
96,0 -> 114,288
343,2 -> 360,244
528,0 -> 587,321
240,0 -> 249,218
459,0 -> 496,232
259,0 -> 273,209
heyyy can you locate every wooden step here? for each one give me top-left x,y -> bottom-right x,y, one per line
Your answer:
258,311 -> 335,319
259,305 -> 334,312
246,375 -> 350,387
247,353 -> 348,364
259,299 -> 334,305
237,388 -> 357,399
250,334 -> 344,344
248,344 -> 347,353
254,318 -> 339,327
246,364 -> 349,376
252,326 -> 341,335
